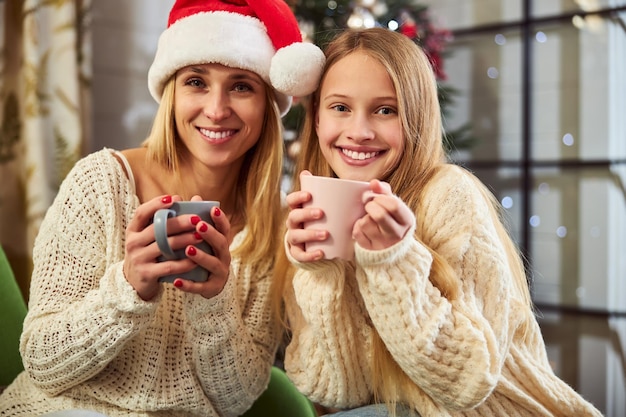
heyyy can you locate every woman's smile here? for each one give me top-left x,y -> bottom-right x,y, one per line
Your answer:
198,127 -> 238,143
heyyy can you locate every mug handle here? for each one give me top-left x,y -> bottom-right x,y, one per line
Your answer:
153,208 -> 177,260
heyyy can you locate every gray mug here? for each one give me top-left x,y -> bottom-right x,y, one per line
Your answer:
153,201 -> 220,283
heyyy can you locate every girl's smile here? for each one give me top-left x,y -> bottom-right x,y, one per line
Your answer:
340,147 -> 382,162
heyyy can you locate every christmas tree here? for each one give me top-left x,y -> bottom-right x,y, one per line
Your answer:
283,0 -> 475,157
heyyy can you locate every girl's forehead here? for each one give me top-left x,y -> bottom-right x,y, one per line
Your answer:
332,51 -> 375,67
325,52 -> 379,77
322,52 -> 394,94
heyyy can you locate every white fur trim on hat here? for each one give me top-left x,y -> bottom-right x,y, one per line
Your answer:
148,11 -> 292,114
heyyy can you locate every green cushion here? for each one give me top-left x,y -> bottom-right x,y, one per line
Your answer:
241,366 -> 317,417
0,245 -> 27,386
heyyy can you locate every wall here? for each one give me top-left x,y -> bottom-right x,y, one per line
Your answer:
91,0 -> 174,153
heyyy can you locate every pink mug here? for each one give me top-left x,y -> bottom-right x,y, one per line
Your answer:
301,175 -> 370,260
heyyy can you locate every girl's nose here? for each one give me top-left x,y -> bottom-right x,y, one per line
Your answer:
203,91 -> 232,121
346,114 -> 375,142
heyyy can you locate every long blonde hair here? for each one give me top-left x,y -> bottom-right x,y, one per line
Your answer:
276,27 -> 533,413
142,75 -> 285,265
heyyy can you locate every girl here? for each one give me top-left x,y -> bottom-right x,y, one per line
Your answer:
0,0 -> 323,416
280,27 -> 602,417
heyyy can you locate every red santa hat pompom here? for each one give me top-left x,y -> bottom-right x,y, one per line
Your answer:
148,0 -> 325,116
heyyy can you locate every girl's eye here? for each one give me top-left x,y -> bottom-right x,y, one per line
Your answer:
376,107 -> 396,115
331,104 -> 348,112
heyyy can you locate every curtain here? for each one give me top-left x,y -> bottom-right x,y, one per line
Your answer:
0,0 -> 92,301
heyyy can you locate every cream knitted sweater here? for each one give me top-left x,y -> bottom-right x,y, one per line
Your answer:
0,149 -> 280,417
283,164 -> 602,417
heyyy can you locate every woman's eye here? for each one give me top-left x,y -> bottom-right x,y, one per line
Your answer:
233,83 -> 253,93
185,78 -> 205,88
331,104 -> 348,112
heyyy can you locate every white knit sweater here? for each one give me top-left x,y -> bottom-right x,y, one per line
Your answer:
0,149 -> 281,417
283,164 -> 602,417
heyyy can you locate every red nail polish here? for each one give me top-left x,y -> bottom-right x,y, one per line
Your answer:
199,223 -> 208,232
194,232 -> 202,240
214,207 -> 221,217
161,195 -> 172,204
187,246 -> 197,256
173,279 -> 183,288
190,215 -> 201,225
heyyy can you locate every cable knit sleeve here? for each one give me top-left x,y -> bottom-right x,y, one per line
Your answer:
20,151 -> 157,395
284,249 -> 374,407
354,165 -> 517,410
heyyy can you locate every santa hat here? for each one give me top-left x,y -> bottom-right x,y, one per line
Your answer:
147,0 -> 325,116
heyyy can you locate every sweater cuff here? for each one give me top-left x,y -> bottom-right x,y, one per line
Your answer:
102,263 -> 160,316
185,271 -> 238,331
284,232 -> 342,273
354,222 -> 418,267
292,260 -> 348,315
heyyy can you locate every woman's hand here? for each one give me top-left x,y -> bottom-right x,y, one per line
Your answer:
124,194 -> 200,301
124,194 -> 232,300
173,197 -> 231,299
352,180 -> 415,251
285,171 -> 328,262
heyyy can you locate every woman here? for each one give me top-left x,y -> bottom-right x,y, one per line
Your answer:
0,0 -> 323,416
279,28 -> 602,417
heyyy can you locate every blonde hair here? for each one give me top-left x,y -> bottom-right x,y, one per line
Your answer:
142,75 -> 285,265
277,27 -> 533,413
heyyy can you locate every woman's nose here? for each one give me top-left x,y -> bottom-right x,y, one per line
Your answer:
203,91 -> 232,121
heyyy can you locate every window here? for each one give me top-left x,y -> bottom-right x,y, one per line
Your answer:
426,0 -> 626,313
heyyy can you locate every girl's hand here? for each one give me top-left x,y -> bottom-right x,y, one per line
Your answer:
284,171 -> 328,262
352,180 -> 415,251
172,198 -> 232,299
124,194 -> 199,301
